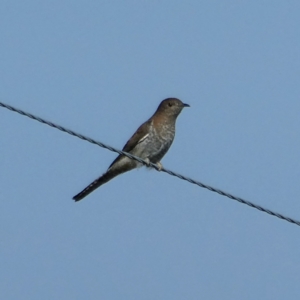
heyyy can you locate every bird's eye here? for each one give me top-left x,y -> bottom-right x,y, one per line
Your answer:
168,102 -> 173,107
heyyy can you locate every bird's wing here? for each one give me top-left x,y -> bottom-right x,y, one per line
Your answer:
107,119 -> 151,169
122,119 -> 151,152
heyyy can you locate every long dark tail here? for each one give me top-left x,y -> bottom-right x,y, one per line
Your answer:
73,170 -> 119,202
72,156 -> 136,202
73,172 -> 113,201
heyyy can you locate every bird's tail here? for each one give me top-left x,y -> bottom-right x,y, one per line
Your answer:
72,158 -> 136,201
72,171 -> 116,201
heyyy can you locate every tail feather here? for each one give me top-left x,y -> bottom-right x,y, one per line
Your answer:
73,171 -> 117,202
73,155 -> 137,202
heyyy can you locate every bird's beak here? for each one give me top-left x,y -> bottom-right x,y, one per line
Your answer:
183,103 -> 190,107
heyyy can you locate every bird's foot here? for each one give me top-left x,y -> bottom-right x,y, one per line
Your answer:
144,158 -> 151,167
144,159 -> 163,171
156,162 -> 163,171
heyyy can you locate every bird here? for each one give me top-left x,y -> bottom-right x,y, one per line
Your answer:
73,98 -> 190,201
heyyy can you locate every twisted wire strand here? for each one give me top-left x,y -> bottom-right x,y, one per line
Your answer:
1,101 -> 299,227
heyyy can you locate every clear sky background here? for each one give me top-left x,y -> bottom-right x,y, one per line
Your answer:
1,1 -> 300,299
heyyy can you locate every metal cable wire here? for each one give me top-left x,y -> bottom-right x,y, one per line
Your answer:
1,100 -> 300,227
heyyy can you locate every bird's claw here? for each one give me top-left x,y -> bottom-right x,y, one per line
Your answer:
156,162 -> 163,171
144,158 -> 151,167
144,159 -> 163,171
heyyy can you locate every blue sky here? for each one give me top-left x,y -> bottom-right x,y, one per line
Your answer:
1,1 -> 300,299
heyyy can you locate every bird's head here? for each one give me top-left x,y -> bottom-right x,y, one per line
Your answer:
156,98 -> 190,118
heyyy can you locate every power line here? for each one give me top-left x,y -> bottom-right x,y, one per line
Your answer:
1,100 -> 299,227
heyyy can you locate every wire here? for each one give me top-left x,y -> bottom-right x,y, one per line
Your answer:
1,100 -> 299,227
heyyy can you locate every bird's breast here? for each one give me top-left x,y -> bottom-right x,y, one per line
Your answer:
147,123 -> 175,162
131,121 -> 175,163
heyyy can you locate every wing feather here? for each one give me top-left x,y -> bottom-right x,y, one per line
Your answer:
108,119 -> 151,169
122,119 -> 151,152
